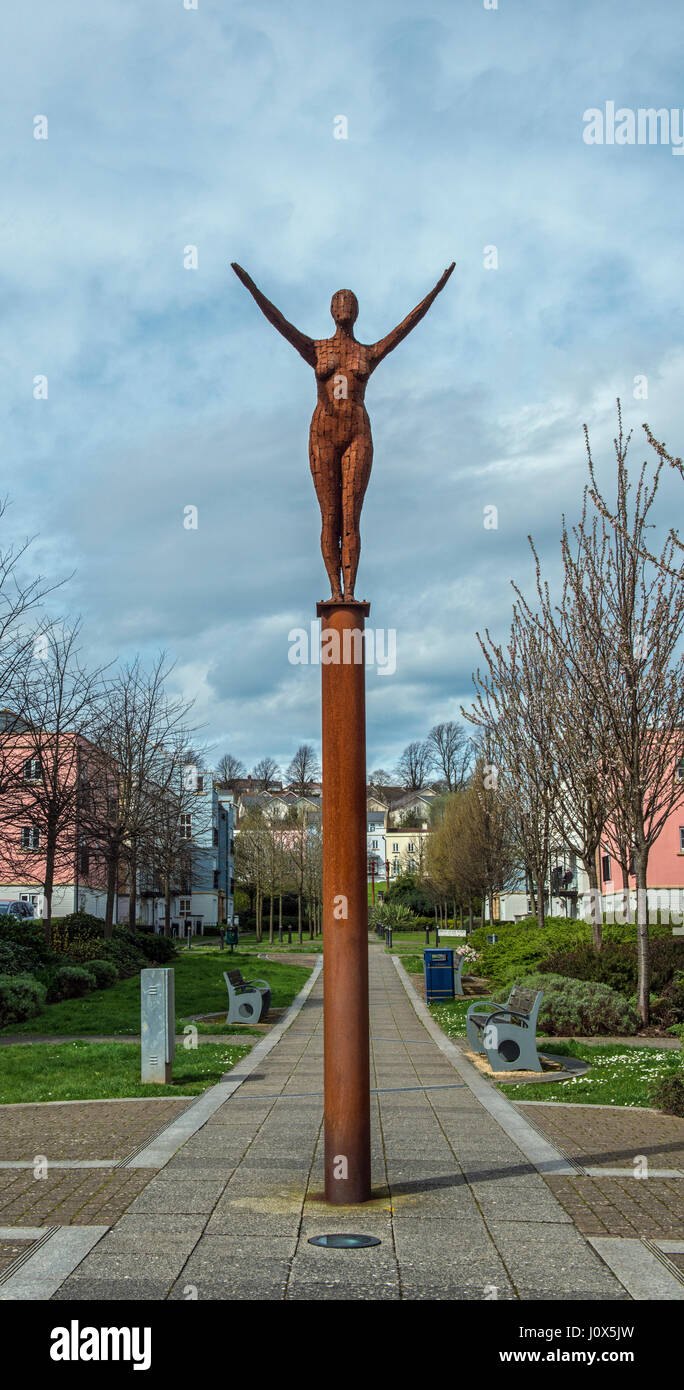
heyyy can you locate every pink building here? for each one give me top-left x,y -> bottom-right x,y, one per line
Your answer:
0,713 -> 110,919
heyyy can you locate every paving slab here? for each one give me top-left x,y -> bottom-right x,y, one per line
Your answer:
47,944 -> 629,1301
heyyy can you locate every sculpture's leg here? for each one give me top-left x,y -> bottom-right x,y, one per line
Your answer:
341,431 -> 373,599
309,424 -> 342,599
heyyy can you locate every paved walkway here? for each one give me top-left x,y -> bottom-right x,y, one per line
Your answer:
44,944 -> 634,1301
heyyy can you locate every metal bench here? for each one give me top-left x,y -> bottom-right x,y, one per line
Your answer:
223,969 -> 271,1024
466,985 -> 544,1072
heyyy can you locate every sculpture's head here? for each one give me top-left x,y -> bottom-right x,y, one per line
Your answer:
330,289 -> 359,330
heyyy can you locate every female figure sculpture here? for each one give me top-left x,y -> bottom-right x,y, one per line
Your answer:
231,261 -> 455,600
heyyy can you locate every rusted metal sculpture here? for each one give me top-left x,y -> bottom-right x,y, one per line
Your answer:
232,261 -> 454,1205
231,262 -> 455,599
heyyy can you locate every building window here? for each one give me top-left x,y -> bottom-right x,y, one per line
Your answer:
21,827 -> 41,850
371,839 -> 378,849
213,827 -> 219,846
79,846 -> 90,877
196,775 -> 204,793
180,814 -> 192,840
23,758 -> 42,782
392,842 -> 399,853
601,853 -> 611,883
680,827 -> 684,852
408,842 -> 415,853
213,870 -> 219,889
677,757 -> 684,782
180,897 -> 191,916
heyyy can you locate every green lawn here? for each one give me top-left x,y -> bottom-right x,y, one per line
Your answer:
0,951 -> 311,1036
502,1041 -> 684,1108
0,1039 -> 251,1103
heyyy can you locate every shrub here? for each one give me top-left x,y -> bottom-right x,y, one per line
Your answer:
0,916 -> 55,966
0,940 -> 36,976
132,931 -> 177,965
369,902 -> 414,931
473,917 -> 673,989
50,914 -> 104,960
46,964 -> 97,1003
510,972 -> 639,1036
84,958 -> 118,990
385,875 -> 435,916
651,1070 -> 684,1117
0,974 -> 47,1028
96,930 -> 147,978
651,973 -> 684,1028
541,938 -> 684,997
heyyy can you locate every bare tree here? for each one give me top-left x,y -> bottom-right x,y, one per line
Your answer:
0,622 -> 109,942
465,608 -> 559,932
216,752 -> 245,787
251,756 -> 280,790
286,743 -> 321,797
396,740 -> 433,791
427,721 -> 471,792
84,655 -> 195,934
557,409 -> 684,1022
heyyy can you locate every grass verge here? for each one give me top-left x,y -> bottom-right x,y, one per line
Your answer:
0,1040 -> 251,1104
0,951 -> 311,1036
500,1041 -> 684,1108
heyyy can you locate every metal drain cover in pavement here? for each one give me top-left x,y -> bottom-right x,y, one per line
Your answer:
308,1234 -> 381,1249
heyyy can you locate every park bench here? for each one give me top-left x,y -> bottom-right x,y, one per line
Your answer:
223,970 -> 271,1024
466,985 -> 544,1072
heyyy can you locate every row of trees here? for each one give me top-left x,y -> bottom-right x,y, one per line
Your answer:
235,805 -> 322,943
454,406 -> 684,1024
0,504 -> 205,941
218,724 -> 473,801
217,744 -> 321,794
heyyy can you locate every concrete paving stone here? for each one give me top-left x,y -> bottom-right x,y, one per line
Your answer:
205,1209 -> 302,1237
168,1279 -> 285,1301
287,1276 -> 401,1300
157,1162 -> 237,1182
125,1181 -> 226,1215
397,1255 -> 512,1287
468,1184 -> 574,1224
400,1283 -> 518,1301
183,1233 -> 296,1261
51,1277 -> 174,1301
90,1228 -> 203,1254
179,1251 -> 292,1284
74,1248 -> 190,1281
514,1288 -> 632,1301
486,1220 -> 626,1292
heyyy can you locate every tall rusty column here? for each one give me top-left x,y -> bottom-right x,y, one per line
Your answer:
317,597 -> 371,1205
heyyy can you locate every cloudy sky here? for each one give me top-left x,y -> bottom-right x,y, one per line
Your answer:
3,0 -> 683,776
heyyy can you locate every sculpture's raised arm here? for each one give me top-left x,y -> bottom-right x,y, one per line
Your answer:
369,262 -> 455,371
231,263 -> 316,367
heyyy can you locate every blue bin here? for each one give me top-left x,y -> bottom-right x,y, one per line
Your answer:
424,948 -> 455,1003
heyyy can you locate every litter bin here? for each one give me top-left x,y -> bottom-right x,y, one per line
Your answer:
422,945 -> 453,1000
424,948 -> 455,1003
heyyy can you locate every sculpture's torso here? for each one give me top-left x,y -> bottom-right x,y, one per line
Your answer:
313,335 -> 372,446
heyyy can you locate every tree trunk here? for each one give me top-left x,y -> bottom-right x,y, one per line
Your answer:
269,894 -> 274,946
536,876 -> 545,931
278,890 -> 283,944
128,843 -> 137,932
585,857 -> 603,951
43,823 -> 57,948
297,893 -> 302,946
164,881 -> 171,938
104,849 -> 117,939
635,847 -> 650,1026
